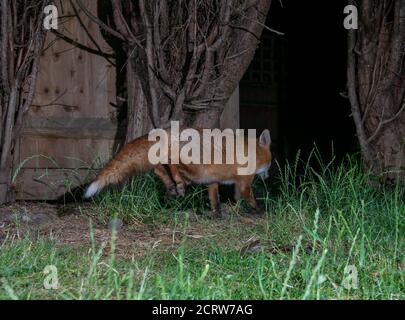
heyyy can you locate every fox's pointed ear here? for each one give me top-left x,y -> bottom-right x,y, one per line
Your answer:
259,130 -> 271,147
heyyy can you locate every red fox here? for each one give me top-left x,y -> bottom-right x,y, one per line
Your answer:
84,128 -> 272,218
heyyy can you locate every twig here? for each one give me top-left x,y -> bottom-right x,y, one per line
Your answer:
367,102 -> 405,143
52,30 -> 116,64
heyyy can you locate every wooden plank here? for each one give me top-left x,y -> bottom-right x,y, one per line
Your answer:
16,137 -> 120,170
31,0 -> 116,119
22,117 -> 125,140
14,168 -> 94,200
15,117 -> 123,170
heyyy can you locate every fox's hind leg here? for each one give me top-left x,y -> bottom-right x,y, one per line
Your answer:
154,164 -> 188,198
168,165 -> 186,197
154,165 -> 178,197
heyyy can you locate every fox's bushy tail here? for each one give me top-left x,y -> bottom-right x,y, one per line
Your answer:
84,136 -> 154,199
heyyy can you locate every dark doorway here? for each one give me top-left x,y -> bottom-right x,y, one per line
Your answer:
241,0 -> 357,165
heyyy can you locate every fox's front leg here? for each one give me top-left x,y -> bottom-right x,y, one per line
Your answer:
154,165 -> 178,197
237,178 -> 263,215
208,183 -> 222,218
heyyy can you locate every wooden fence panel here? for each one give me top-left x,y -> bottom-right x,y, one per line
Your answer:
14,1 -> 117,200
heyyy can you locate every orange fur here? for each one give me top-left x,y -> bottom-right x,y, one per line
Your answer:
84,129 -> 272,217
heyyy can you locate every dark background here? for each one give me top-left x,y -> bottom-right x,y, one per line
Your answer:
269,0 -> 357,162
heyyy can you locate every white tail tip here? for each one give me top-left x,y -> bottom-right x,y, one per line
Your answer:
84,181 -> 101,199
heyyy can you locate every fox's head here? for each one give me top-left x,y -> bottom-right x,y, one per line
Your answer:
256,129 -> 273,180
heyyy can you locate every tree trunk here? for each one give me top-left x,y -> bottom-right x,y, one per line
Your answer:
0,169 -> 13,204
183,109 -> 222,128
0,0 -> 49,204
86,0 -> 271,139
125,55 -> 153,141
348,0 -> 405,182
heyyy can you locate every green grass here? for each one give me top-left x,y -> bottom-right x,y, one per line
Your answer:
1,154 -> 404,300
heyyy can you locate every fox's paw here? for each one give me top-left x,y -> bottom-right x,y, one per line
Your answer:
205,209 -> 225,220
248,206 -> 265,217
167,184 -> 179,197
176,184 -> 186,197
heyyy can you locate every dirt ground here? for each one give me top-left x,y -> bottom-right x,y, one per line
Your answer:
0,202 -> 265,259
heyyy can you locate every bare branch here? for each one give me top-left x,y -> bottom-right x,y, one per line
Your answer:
75,0 -> 126,41
139,0 -> 161,128
110,0 -> 137,41
347,22 -> 372,160
52,30 -> 116,64
367,102 -> 405,143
